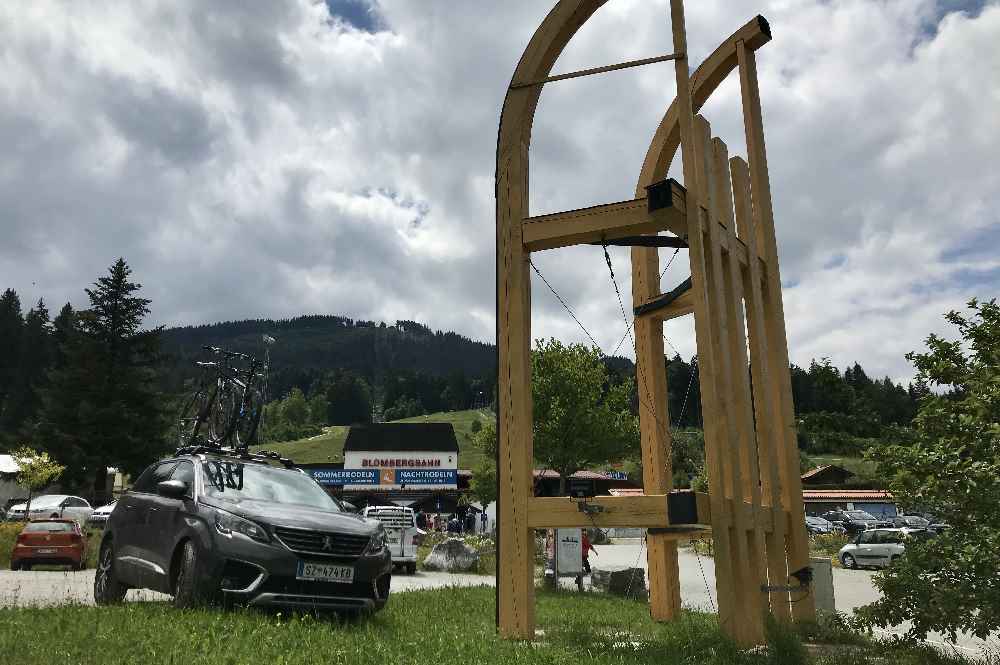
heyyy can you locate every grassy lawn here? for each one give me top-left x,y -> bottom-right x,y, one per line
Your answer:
0,586 -> 987,665
252,408 -> 494,468
807,455 -> 878,481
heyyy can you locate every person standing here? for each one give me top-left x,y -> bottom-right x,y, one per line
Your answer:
480,510 -> 488,534
581,529 -> 598,574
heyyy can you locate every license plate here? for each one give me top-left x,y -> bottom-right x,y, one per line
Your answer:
37,548 -> 57,554
296,561 -> 354,583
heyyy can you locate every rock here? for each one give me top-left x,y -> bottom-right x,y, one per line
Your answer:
590,566 -> 647,599
422,538 -> 480,572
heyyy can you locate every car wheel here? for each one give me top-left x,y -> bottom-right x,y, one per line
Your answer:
406,562 -> 417,575
173,541 -> 206,609
842,553 -> 857,570
10,561 -> 20,571
94,540 -> 127,605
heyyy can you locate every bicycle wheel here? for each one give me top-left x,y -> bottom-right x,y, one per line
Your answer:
234,385 -> 264,448
176,376 -> 216,446
208,379 -> 240,444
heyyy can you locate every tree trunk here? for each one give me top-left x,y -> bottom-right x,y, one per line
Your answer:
92,463 -> 108,505
24,488 -> 32,519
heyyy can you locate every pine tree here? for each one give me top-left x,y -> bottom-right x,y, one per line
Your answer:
38,259 -> 168,499
2,299 -> 52,437
0,288 -> 24,444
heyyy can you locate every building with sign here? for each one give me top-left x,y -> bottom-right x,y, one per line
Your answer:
303,422 -> 461,509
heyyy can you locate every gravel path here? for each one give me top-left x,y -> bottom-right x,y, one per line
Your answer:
0,568 -> 492,608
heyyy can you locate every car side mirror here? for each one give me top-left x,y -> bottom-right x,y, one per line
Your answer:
157,480 -> 188,499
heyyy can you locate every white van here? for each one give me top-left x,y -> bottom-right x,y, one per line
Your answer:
363,506 -> 425,574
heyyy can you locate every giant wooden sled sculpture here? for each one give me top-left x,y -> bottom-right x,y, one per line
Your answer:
495,0 -> 815,647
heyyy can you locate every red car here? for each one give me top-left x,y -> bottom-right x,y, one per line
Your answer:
10,519 -> 87,571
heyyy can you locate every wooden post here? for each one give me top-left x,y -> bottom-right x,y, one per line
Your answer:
631,245 -> 682,621
496,141 -> 535,639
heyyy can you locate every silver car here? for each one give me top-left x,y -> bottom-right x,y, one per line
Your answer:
838,527 -> 930,569
7,495 -> 93,524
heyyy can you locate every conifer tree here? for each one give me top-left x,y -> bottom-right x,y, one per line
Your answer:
0,289 -> 24,444
38,259 -> 167,498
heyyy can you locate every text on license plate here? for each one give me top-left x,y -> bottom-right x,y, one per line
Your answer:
296,561 -> 354,583
37,548 -> 57,554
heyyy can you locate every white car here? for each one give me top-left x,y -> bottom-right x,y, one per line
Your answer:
363,506 -> 425,574
86,500 -> 117,528
838,527 -> 931,569
7,495 -> 93,524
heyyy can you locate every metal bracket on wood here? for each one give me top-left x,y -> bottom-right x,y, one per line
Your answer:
633,276 -> 693,317
590,235 -> 688,248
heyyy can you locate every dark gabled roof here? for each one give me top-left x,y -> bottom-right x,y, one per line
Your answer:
801,464 -> 855,482
343,423 -> 459,453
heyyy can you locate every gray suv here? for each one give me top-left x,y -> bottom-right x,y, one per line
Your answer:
94,451 -> 391,612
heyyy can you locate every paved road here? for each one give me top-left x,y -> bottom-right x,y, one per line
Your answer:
0,568 -> 493,608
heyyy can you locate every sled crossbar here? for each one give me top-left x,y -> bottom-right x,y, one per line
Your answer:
510,52 -> 684,89
634,276 -> 693,317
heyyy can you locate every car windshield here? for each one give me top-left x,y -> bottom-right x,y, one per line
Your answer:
200,460 -> 340,512
846,511 -> 876,520
23,521 -> 73,532
806,517 -> 827,524
903,516 -> 929,526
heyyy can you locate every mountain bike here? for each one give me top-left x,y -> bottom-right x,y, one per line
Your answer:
175,346 -> 267,451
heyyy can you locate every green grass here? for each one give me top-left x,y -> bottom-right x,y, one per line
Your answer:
0,586 -> 989,665
252,409 -> 494,468
807,455 -> 878,481
251,425 -> 350,463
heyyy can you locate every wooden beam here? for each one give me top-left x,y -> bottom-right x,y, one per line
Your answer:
525,492 -> 787,531
521,187 -> 685,252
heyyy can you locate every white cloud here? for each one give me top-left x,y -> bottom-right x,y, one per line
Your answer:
0,0 -> 997,383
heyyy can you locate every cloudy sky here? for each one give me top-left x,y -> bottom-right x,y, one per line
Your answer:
1,0 -> 997,382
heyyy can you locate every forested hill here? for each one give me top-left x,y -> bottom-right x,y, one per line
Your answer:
159,316 -> 496,399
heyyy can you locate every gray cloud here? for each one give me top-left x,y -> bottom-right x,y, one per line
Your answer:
0,0 -> 998,384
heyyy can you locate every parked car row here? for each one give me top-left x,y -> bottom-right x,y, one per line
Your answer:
4,495 -> 120,529
806,510 -> 951,538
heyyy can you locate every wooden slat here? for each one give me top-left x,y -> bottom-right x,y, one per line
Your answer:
696,116 -> 756,646
732,155 -> 791,619
669,0 -> 739,632
738,41 -> 815,622
713,136 -> 767,643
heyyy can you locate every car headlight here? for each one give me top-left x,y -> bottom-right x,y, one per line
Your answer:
363,529 -> 386,555
215,510 -> 269,543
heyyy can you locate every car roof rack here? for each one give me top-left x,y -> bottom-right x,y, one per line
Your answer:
174,443 -> 297,469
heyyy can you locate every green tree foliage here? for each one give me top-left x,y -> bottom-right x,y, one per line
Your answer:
857,299 -> 1000,640
37,259 -> 168,497
261,387 -> 326,442
0,299 -> 52,440
11,446 -> 66,515
0,289 -> 24,446
532,339 -> 639,494
469,461 -> 497,508
313,369 -> 372,425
